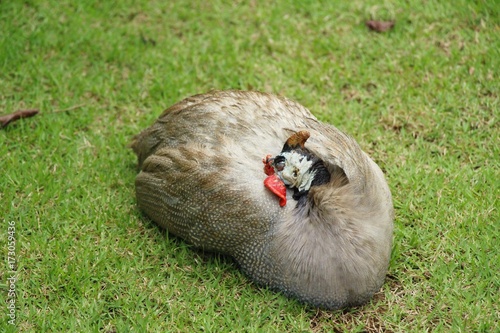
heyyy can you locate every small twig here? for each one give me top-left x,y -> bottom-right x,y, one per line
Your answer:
52,103 -> 86,113
1,103 -> 86,128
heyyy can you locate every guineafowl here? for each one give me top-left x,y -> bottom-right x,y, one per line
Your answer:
131,90 -> 394,309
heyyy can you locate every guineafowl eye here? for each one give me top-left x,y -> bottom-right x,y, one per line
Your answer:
132,90 -> 394,310
273,155 -> 286,171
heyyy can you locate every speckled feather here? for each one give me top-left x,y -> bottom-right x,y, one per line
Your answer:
131,90 -> 394,309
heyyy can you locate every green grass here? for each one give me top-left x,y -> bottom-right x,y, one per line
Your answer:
1,0 -> 498,332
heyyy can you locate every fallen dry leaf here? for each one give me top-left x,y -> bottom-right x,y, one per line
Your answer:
366,20 -> 395,33
0,109 -> 39,128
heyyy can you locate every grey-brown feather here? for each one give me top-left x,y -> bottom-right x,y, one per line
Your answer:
131,90 -> 394,309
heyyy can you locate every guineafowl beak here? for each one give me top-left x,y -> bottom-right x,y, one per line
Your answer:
262,154 -> 275,176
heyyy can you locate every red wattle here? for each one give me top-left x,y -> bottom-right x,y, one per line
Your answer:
264,174 -> 287,207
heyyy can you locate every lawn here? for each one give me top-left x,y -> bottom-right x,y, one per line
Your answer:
1,0 -> 498,332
